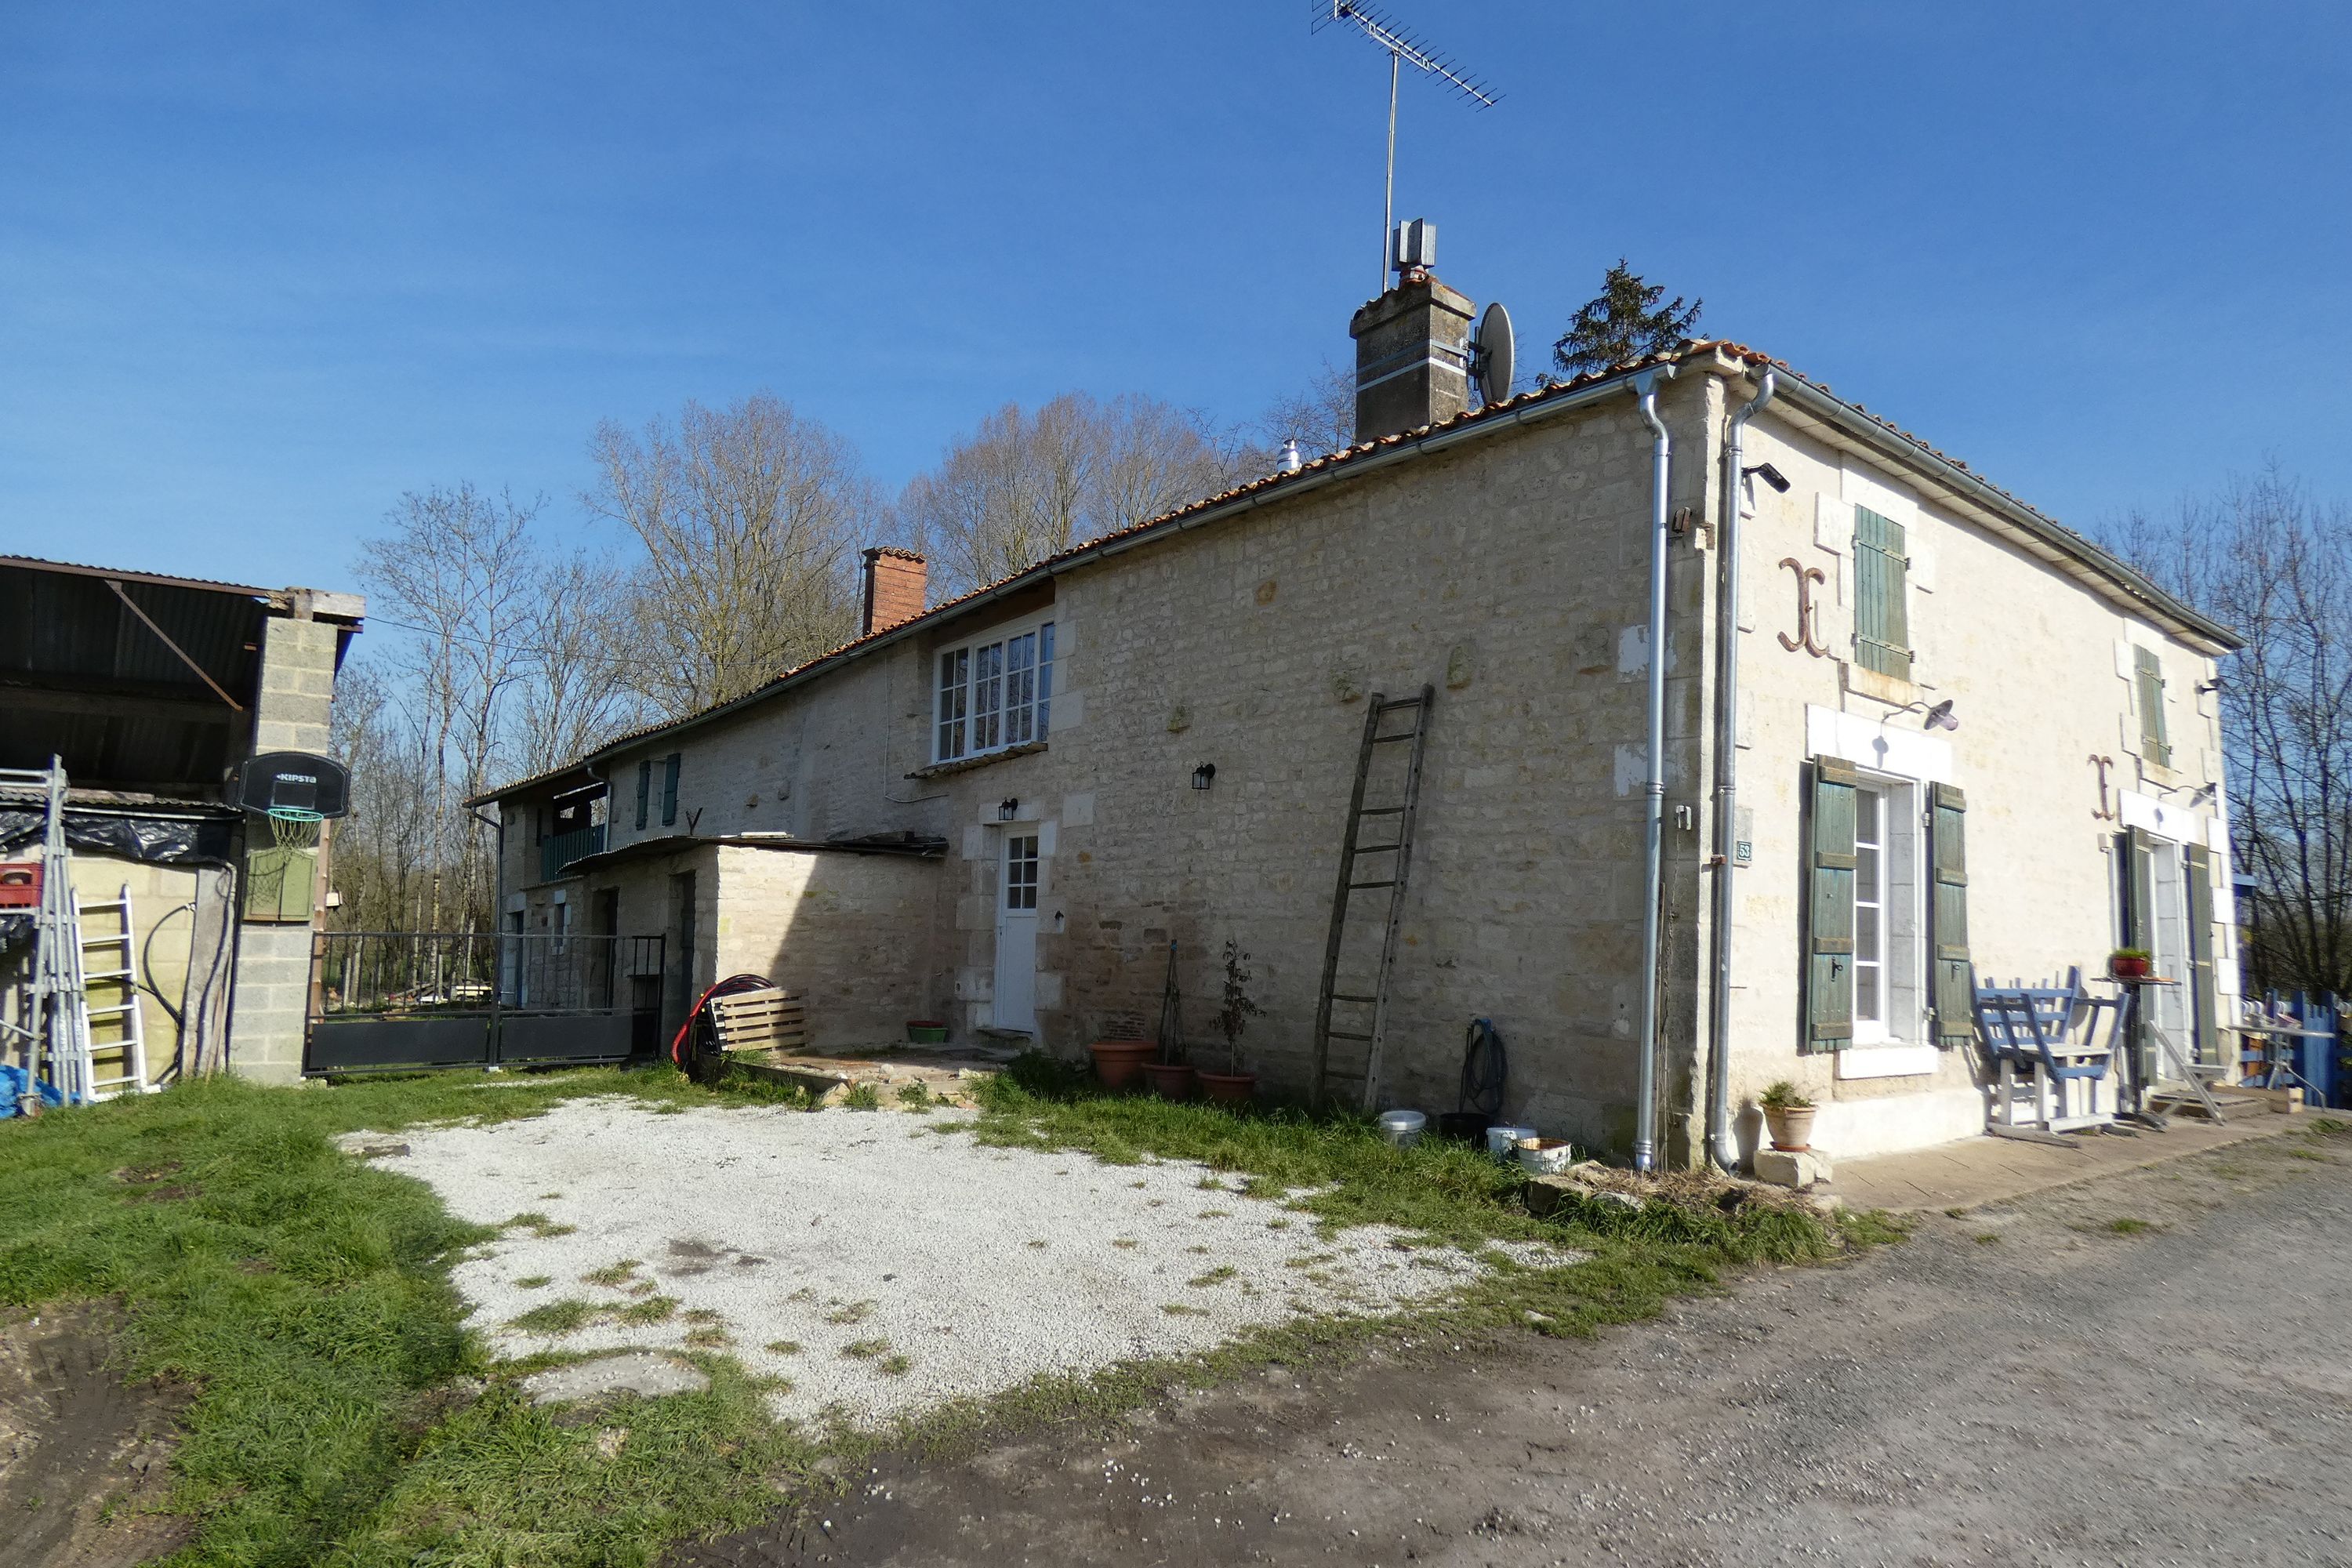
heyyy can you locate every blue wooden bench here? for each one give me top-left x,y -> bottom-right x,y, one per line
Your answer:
1972,967 -> 2117,1144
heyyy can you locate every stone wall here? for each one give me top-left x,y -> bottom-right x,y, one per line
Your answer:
593,382 -> 1711,1153
1714,405 -> 2236,1156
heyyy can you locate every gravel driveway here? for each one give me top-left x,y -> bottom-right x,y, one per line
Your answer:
674,1120 -> 2352,1566
396,1098 -> 1572,1427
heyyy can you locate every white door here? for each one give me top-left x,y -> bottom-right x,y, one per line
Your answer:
993,830 -> 1040,1033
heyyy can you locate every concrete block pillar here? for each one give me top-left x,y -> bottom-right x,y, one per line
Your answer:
227,612 -> 342,1084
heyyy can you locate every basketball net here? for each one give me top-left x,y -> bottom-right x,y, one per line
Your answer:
264,804 -> 325,854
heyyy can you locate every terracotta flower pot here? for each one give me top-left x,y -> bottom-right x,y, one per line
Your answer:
1764,1104 -> 1817,1152
1196,1070 -> 1257,1106
1088,1040 -> 1156,1091
2110,954 -> 2151,979
1142,1062 -> 1197,1100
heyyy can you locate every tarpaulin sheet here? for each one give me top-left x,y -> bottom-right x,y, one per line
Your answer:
0,810 -> 237,866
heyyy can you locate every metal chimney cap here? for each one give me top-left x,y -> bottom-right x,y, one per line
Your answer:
1392,218 -> 1436,274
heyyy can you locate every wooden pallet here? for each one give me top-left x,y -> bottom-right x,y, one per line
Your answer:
709,987 -> 807,1052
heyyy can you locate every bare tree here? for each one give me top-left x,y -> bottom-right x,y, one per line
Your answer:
1258,358 -> 1358,457
354,483 -> 539,931
587,393 -> 872,713
328,662 -> 439,935
901,392 -> 1257,600
2106,468 -> 2352,996
517,549 -> 647,775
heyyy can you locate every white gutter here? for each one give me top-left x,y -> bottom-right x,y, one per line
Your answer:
1629,365 -> 1676,1174
1707,369 -> 1776,1171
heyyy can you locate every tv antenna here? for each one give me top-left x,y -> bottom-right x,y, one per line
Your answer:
1312,2 -> 1499,299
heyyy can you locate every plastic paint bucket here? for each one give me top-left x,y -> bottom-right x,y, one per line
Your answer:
1486,1123 -> 1537,1157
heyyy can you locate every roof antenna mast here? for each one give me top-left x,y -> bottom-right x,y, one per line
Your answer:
1312,2 -> 1499,298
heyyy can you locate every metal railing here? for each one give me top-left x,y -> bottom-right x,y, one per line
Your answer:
540,823 -> 606,882
318,931 -> 662,1017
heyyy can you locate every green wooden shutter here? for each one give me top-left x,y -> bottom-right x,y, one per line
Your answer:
661,753 -> 681,827
1929,782 -> 1972,1048
2133,646 -> 2172,767
2183,840 -> 2220,1067
1853,506 -> 1913,680
1804,757 -> 1859,1052
635,760 -> 652,830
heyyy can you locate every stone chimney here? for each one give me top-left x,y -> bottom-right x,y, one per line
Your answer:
1348,221 -> 1474,441
860,547 -> 927,637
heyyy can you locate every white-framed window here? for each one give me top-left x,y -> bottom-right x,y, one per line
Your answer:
935,616 -> 1054,763
1850,775 -> 1923,1047
1004,833 -> 1040,910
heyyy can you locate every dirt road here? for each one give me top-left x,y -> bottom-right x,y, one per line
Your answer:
677,1124 -> 2352,1568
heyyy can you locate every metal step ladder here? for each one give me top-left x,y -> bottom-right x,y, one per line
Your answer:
1310,687 -> 1434,1112
0,757 -> 96,1104
77,884 -> 152,1098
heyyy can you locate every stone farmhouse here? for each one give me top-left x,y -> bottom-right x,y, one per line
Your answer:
479,257 -> 2240,1167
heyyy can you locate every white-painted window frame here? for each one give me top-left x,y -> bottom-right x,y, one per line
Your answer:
935,612 -> 1056,764
1848,768 -> 1925,1049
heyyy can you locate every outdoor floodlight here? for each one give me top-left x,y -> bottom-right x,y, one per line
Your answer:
1744,462 -> 1791,494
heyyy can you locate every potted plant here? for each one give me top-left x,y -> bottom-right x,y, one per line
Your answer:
1196,938 -> 1265,1106
1088,1025 -> 1156,1092
1759,1081 -> 1817,1152
2108,947 -> 2152,980
1142,939 -> 1197,1099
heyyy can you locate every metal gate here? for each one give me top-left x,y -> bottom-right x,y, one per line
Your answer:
306,931 -> 666,1076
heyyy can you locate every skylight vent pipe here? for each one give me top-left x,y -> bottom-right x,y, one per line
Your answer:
1630,365 -> 1675,1174
1708,369 -> 1776,1172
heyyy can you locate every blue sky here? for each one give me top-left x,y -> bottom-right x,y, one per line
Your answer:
4,2 -> 2347,593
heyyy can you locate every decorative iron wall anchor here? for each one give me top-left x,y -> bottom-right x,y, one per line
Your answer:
1777,557 -> 1829,658
2090,754 -> 2118,821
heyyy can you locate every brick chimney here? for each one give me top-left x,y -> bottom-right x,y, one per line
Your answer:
860,548 -> 927,637
1349,221 -> 1473,441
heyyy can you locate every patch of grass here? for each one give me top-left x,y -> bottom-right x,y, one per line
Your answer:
1110,1237 -> 1139,1250
1975,1233 -> 2002,1245
824,1299 -> 875,1326
1160,1302 -> 1210,1316
879,1353 -> 914,1376
506,1211 -> 578,1239
510,1298 -> 600,1334
616,1294 -> 681,1326
683,1307 -> 723,1324
582,1258 -> 643,1287
685,1327 -> 735,1349
841,1338 -> 891,1359
764,1340 -> 802,1356
2289,1148 -> 2328,1162
842,1083 -> 882,1112
2107,1217 -> 2154,1235
1188,1265 -> 1238,1287
516,1275 -> 554,1289
0,1065 -> 826,1564
896,1083 -> 931,1109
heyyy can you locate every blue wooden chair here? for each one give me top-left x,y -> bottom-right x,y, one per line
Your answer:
1972,967 -> 2116,1144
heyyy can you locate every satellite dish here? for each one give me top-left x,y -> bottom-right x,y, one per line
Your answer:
1473,301 -> 1515,406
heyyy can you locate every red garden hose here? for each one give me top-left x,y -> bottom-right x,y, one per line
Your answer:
668,972 -> 777,1067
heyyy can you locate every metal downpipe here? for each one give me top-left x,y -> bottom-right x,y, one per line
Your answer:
1630,366 -> 1675,1174
1708,370 -> 1777,1171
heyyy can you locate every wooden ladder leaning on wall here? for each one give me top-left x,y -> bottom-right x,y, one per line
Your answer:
1310,686 -> 1435,1112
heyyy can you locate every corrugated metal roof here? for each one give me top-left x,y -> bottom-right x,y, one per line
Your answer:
0,561 -> 266,793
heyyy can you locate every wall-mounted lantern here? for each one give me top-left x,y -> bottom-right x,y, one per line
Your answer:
1192,763 -> 1217,791
998,797 -> 1020,821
